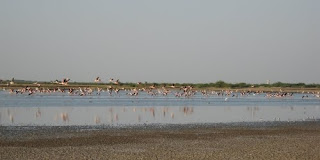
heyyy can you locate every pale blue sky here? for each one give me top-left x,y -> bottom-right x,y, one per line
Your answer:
0,0 -> 319,83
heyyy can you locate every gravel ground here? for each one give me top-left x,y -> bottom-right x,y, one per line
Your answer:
1,122 -> 320,160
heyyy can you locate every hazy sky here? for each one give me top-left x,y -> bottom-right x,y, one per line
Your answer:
1,1 -> 319,83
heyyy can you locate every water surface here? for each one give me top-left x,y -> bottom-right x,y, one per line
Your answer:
1,91 -> 319,126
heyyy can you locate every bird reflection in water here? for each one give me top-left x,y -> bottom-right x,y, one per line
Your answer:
115,113 -> 119,121
181,107 -> 194,116
95,116 -> 101,124
35,108 -> 41,118
290,106 -> 294,111
60,112 -> 69,122
162,107 -> 174,119
247,106 -> 260,120
107,107 -> 119,123
7,109 -> 14,123
171,113 -> 174,119
9,114 -> 14,123
108,116 -> 113,123
108,108 -> 113,123
162,107 -> 169,117
149,107 -> 155,118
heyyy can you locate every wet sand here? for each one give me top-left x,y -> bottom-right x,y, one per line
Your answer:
1,122 -> 320,160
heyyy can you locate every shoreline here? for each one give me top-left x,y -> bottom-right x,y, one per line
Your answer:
1,83 -> 320,93
1,121 -> 320,159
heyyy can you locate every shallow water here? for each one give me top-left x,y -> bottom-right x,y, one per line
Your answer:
0,91 -> 319,126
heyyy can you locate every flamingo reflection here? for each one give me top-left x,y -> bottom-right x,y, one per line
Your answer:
181,107 -> 193,116
114,113 -> 118,121
95,116 -> 101,124
171,113 -> 174,119
35,108 -> 41,118
9,114 -> 14,123
108,108 -> 113,123
150,108 -> 155,118
162,107 -> 169,117
61,112 -> 69,122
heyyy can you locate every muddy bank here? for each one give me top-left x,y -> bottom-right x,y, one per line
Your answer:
1,122 -> 320,159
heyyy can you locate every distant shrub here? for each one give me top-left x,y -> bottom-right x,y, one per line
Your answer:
231,83 -> 250,88
128,83 -> 137,87
214,81 -> 230,88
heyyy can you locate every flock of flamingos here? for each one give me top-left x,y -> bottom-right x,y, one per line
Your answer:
2,77 -> 320,99
2,77 -> 320,125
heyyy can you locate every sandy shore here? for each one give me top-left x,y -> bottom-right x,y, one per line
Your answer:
1,122 -> 320,160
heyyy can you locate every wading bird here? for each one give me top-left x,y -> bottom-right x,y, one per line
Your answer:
94,77 -> 101,82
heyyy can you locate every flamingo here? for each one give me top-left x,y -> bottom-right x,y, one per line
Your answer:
94,77 -> 101,82
9,78 -> 14,85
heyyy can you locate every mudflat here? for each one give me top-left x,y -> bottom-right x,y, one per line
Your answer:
1,122 -> 320,160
